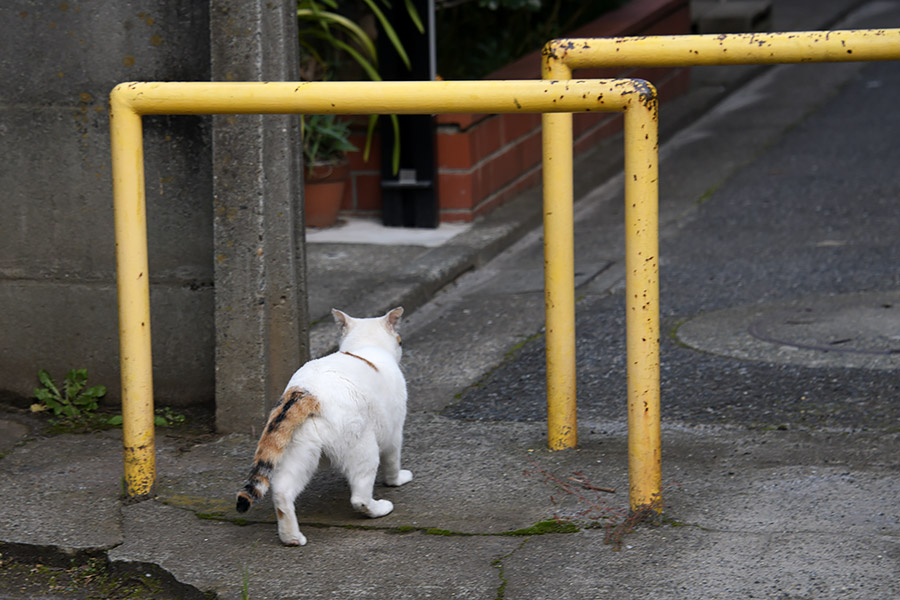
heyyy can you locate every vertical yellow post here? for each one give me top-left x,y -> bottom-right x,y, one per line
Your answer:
623,87 -> 661,511
109,89 -> 156,497
541,61 -> 578,450
542,110 -> 577,450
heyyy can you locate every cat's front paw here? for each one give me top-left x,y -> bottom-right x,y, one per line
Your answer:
279,532 -> 308,547
385,469 -> 413,487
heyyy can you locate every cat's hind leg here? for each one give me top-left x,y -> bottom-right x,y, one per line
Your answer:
336,431 -> 394,518
380,432 -> 413,487
270,437 -> 321,546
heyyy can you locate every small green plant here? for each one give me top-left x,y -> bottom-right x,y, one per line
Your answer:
154,406 -> 186,427
31,368 -> 106,424
105,406 -> 185,428
30,368 -> 185,431
241,565 -> 251,600
302,113 -> 359,170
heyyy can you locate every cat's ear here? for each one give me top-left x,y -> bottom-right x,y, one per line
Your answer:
332,309 -> 351,332
385,307 -> 404,331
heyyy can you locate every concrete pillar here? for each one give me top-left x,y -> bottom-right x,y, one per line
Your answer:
210,0 -> 309,433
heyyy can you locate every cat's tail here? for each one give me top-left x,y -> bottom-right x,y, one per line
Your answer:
235,386 -> 320,513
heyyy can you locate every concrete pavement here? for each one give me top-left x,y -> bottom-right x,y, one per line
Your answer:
2,0 -> 900,597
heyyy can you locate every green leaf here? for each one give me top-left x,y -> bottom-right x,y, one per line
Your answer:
300,0 -> 333,37
297,9 -> 377,64
82,385 -> 107,400
74,396 -> 98,412
64,369 -> 87,403
363,115 -> 378,162
390,114 -> 401,174
34,388 -> 54,403
41,396 -> 64,415
37,370 -> 61,399
107,415 -> 123,426
360,0 -> 411,70
403,0 -> 425,34
37,369 -> 53,388
328,37 -> 381,81
154,415 -> 168,427
303,0 -> 338,10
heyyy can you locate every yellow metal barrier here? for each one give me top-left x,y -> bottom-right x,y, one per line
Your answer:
109,78 -> 659,497
541,28 -> 900,510
545,29 -> 900,70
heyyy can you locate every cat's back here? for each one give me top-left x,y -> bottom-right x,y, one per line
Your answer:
285,346 -> 404,404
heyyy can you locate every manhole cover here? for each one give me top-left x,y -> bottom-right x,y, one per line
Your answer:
676,290 -> 900,370
748,300 -> 900,355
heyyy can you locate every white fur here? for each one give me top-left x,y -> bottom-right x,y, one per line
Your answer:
270,307 -> 412,546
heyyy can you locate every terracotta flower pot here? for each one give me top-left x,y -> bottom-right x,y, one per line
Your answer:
304,160 -> 350,228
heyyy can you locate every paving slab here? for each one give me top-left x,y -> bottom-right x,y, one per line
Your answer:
110,500 -> 519,599
0,431 -> 124,551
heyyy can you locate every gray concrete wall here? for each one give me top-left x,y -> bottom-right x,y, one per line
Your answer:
0,1 -> 214,406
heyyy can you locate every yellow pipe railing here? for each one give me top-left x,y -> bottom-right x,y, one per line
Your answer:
545,29 -> 900,70
109,78 -> 659,497
110,92 -> 155,497
541,28 -> 900,510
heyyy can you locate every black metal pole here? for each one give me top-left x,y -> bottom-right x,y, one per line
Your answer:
377,0 -> 439,228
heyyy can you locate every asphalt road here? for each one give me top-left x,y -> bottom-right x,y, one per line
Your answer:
446,58 -> 900,432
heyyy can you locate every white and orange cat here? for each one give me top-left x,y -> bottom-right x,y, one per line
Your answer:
236,307 -> 413,546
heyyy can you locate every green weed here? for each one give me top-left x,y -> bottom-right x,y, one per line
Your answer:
31,368 -> 113,430
32,368 -> 185,431
32,368 -> 106,421
106,406 -> 186,428
241,565 -> 250,600
502,519 -> 579,536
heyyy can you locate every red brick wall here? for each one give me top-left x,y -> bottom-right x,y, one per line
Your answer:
340,0 -> 691,223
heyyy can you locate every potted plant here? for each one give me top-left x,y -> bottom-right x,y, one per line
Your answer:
298,0 -> 422,227
302,113 -> 357,227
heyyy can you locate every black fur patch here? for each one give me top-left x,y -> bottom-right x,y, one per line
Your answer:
236,494 -> 251,513
267,392 -> 301,433
254,459 -> 274,477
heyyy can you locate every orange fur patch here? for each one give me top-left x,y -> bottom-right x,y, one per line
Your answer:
253,387 -> 320,465
341,351 -> 379,372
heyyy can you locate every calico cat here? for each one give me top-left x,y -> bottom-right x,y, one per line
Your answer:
235,307 -> 413,546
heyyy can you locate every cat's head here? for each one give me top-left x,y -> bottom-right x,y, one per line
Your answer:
332,307 -> 404,360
